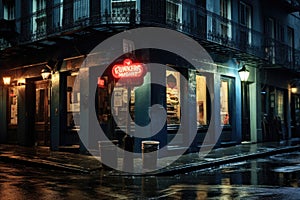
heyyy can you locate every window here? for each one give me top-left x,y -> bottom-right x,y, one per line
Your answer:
166,0 -> 182,24
239,2 -> 252,46
277,90 -> 284,121
196,75 -> 208,126
111,85 -> 136,129
111,0 -> 136,23
287,27 -> 294,64
264,17 -> 275,63
53,0 -> 64,29
220,79 -> 230,125
4,1 -> 15,20
220,0 -> 228,18
220,0 -> 231,39
8,86 -> 18,125
240,2 -> 251,27
32,0 -> 46,39
35,81 -> 50,123
67,74 -> 80,129
166,70 -> 181,126
74,0 -> 90,22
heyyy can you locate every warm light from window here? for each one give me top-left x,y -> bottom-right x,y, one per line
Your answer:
18,79 -> 26,85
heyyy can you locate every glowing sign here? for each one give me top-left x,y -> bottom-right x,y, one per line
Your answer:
112,59 -> 144,79
97,77 -> 105,88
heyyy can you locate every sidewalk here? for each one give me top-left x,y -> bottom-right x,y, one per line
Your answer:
1,139 -> 300,176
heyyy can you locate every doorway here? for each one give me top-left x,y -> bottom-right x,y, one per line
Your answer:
35,80 -> 50,146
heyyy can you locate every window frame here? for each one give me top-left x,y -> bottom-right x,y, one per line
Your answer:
220,76 -> 235,128
196,73 -> 210,128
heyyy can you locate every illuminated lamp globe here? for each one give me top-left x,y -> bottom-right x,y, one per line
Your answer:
41,68 -> 51,80
291,86 -> 298,94
238,65 -> 250,82
3,76 -> 11,85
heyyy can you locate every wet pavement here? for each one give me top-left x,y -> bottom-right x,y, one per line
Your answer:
1,150 -> 300,199
1,139 -> 300,175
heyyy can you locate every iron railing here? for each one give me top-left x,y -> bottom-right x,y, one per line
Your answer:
0,1 -> 300,71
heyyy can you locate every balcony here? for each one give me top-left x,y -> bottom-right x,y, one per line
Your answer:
0,2 -> 299,72
276,0 -> 300,13
165,8 -> 300,71
0,19 -> 18,48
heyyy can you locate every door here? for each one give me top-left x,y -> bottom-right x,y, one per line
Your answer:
35,80 -> 50,146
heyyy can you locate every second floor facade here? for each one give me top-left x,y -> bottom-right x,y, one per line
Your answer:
1,0 -> 300,71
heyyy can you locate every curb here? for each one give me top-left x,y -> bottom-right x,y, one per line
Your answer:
1,145 -> 299,176
150,145 -> 300,176
0,154 -> 100,174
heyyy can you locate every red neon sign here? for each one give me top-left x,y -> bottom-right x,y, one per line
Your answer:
112,59 -> 144,79
97,77 -> 105,88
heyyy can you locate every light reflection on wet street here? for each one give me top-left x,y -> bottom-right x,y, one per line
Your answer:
1,151 -> 300,199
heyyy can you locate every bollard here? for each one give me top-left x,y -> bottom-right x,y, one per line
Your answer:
123,135 -> 134,171
142,141 -> 159,170
98,140 -> 118,169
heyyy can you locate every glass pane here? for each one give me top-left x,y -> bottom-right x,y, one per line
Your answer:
67,75 -> 80,128
166,70 -> 181,125
36,89 -> 45,122
277,90 -> 284,121
9,86 -> 18,125
220,80 -> 230,125
196,75 -> 207,125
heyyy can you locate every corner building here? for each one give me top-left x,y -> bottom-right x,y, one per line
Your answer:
0,0 -> 300,153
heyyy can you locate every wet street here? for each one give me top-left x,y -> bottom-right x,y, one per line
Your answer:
1,151 -> 300,199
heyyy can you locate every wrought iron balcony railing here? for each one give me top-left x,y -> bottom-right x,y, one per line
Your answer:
0,1 -> 299,71
276,0 -> 300,13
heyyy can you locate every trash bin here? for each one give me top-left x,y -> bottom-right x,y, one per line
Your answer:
141,141 -> 159,170
98,140 -> 118,169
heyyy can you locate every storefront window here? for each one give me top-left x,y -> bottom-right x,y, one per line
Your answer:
8,86 -> 18,125
35,81 -> 50,123
220,79 -> 230,125
196,75 -> 207,126
166,70 -> 181,125
67,75 -> 80,129
111,84 -> 136,128
35,88 -> 45,122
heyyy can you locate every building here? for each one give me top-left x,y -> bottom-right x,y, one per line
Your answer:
0,0 -> 300,154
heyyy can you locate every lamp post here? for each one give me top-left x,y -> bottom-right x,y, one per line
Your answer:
40,65 -> 52,146
238,65 -> 250,142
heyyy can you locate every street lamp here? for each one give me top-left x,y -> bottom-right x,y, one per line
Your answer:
290,80 -> 299,94
238,65 -> 250,82
291,86 -> 298,94
239,65 -> 250,142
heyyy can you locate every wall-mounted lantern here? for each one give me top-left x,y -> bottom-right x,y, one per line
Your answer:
41,66 -> 51,80
3,76 -> 11,86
